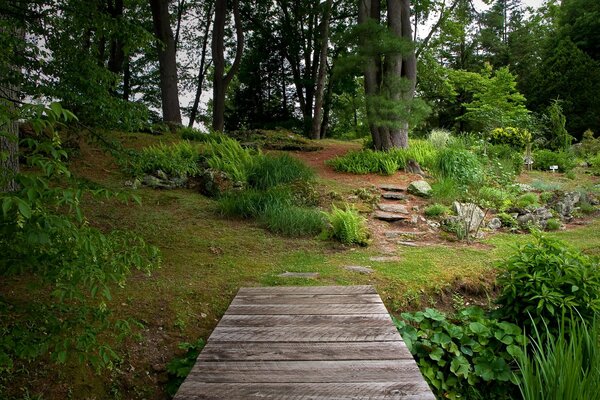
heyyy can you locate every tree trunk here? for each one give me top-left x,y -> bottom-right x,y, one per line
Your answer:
212,0 -> 243,132
108,0 -> 125,75
188,1 -> 214,128
149,0 -> 182,125
311,0 -> 333,140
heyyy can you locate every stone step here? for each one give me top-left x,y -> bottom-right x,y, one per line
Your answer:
378,204 -> 409,214
384,231 -> 427,239
278,272 -> 320,278
369,256 -> 401,262
381,192 -> 408,200
397,241 -> 419,247
374,211 -> 411,221
379,184 -> 405,192
343,265 -> 374,274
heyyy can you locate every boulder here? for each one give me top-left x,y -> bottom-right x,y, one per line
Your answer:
550,191 -> 581,219
488,217 -> 502,230
190,168 -> 234,197
407,180 -> 432,197
516,207 -> 553,228
452,202 -> 485,232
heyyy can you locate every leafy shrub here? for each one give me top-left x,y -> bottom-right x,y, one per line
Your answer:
517,317 -> 600,400
262,205 -> 325,237
489,127 -> 531,149
1,104 -> 160,372
428,128 -> 452,149
424,203 -> 450,217
478,186 -> 514,210
217,187 -> 293,219
431,177 -> 462,205
248,154 -> 314,190
485,144 -> 524,176
166,339 -> 206,396
128,141 -> 201,177
433,147 -> 484,186
530,179 -> 561,191
578,129 -> 600,159
395,307 -> 524,400
516,193 -> 539,209
325,205 -> 369,245
379,157 -> 399,175
545,218 -> 560,231
326,149 -> 387,174
565,171 -> 576,180
179,127 -> 207,141
497,212 -> 518,229
496,233 -> 600,332
203,136 -> 255,182
532,150 -> 576,172
589,153 -> 600,176
539,191 -> 553,203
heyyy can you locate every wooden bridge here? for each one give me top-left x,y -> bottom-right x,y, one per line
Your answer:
174,285 -> 434,399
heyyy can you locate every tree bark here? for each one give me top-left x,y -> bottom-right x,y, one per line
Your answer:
212,0 -> 243,132
149,0 -> 182,124
311,0 -> 333,140
188,1 -> 214,128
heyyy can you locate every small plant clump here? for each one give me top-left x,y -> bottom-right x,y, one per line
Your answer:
325,205 -> 369,245
545,218 -> 561,231
127,141 -> 202,177
262,205 -> 325,237
424,203 -> 451,218
516,192 -> 539,209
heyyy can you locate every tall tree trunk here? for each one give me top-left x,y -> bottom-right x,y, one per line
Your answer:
311,0 -> 333,140
188,1 -> 214,128
398,0 -> 416,147
149,0 -> 182,125
320,61 -> 335,139
212,0 -> 243,132
107,0 -> 125,75
123,55 -> 131,100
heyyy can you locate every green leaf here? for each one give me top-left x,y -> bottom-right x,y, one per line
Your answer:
450,355 -> 471,378
468,322 -> 489,336
429,347 -> 444,361
16,199 -> 31,219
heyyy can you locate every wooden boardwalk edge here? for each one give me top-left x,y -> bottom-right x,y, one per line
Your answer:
174,285 -> 434,399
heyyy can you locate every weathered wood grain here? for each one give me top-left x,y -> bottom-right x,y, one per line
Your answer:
174,382 -> 435,399
209,325 -> 400,342
197,341 -> 413,361
236,285 -> 377,295
174,285 -> 434,399
225,303 -> 389,315
186,360 -> 423,383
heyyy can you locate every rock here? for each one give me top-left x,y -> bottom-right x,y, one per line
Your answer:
384,231 -> 426,239
397,241 -> 419,247
516,207 -> 553,228
381,192 -> 407,200
278,272 -> 320,278
488,217 -> 502,230
191,168 -> 234,197
427,220 -> 441,230
517,183 -> 535,192
344,265 -> 374,274
412,206 -> 420,212
347,195 -> 359,201
452,202 -> 485,232
378,204 -> 409,214
410,215 -> 419,224
374,211 -> 410,221
379,184 -> 405,192
369,256 -> 401,262
553,191 -> 581,219
407,180 -> 432,197
124,178 -> 141,189
156,169 -> 168,180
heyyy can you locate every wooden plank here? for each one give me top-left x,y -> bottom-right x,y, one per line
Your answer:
197,341 -> 413,361
217,313 -> 392,328
209,325 -> 400,342
237,285 -> 377,296
186,360 -> 424,383
174,382 -> 435,400
231,293 -> 383,305
225,303 -> 389,315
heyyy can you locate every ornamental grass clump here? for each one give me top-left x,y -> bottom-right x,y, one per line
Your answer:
325,205 -> 369,245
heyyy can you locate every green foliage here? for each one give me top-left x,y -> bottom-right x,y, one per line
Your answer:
395,307 -> 524,400
578,129 -> 600,159
545,218 -> 561,231
543,100 -> 574,151
327,140 -> 437,175
485,144 -> 524,176
262,205 -> 325,237
248,154 -> 314,190
497,212 -> 518,229
495,233 -> 600,333
424,203 -> 451,218
431,178 -> 463,205
532,150 -> 576,172
590,153 -> 600,176
127,142 -> 201,177
516,193 -> 539,209
489,127 -> 532,149
165,339 -> 206,396
458,66 -> 530,132
218,187 -> 293,219
325,205 -> 369,246
433,147 -> 484,186
179,127 -> 207,141
477,187 -> 514,211
428,128 -> 452,149
203,136 -> 256,183
517,317 -> 600,400
0,104 -> 160,372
